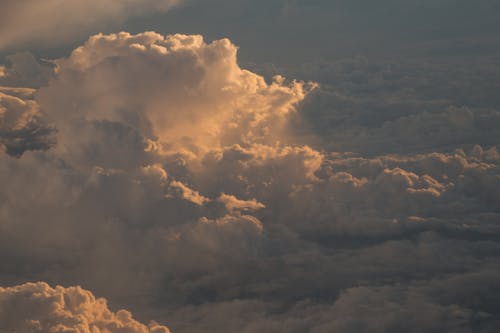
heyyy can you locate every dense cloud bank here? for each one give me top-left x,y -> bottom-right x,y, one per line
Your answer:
0,32 -> 499,332
249,57 -> 500,155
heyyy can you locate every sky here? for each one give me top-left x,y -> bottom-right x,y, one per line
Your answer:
0,1 -> 500,332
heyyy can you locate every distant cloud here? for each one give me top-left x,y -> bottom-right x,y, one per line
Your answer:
0,282 -> 171,333
0,0 -> 182,51
218,193 -> 265,213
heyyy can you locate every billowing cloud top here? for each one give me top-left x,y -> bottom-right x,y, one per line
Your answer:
0,282 -> 171,332
36,32 -> 314,166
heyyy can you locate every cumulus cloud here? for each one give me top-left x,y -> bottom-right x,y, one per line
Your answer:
0,282 -> 171,333
36,31 -> 314,167
0,0 -> 182,51
0,31 -> 499,333
168,181 -> 210,206
268,57 -> 500,155
0,90 -> 54,156
218,193 -> 265,213
0,31 -> 315,315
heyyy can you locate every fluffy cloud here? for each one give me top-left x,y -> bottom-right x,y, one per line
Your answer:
0,0 -> 182,51
267,57 -> 500,155
0,89 -> 54,156
36,31 -> 314,168
0,31 -> 316,316
0,31 -> 499,333
0,282 -> 171,333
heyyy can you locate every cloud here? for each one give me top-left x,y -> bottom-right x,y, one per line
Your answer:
259,57 -> 500,155
168,181 -> 210,206
0,52 -> 55,88
0,90 -> 54,156
160,269 -> 500,333
0,31 -> 316,314
0,31 -> 499,333
0,0 -> 182,51
0,282 -> 171,333
36,31 -> 314,167
218,193 -> 265,213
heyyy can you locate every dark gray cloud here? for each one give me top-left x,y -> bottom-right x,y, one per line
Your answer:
0,89 -> 55,157
249,57 -> 500,155
165,270 -> 500,333
0,52 -> 55,88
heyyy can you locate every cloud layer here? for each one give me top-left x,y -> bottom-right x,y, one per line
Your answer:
0,31 -> 499,332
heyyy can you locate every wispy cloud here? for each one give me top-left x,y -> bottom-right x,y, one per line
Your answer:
0,0 -> 183,51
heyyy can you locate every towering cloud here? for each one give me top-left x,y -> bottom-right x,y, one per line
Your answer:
0,32 -> 319,329
37,31 -> 314,167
